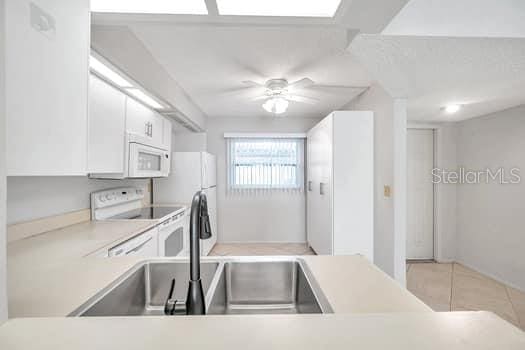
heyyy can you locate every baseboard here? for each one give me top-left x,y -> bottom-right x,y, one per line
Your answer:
7,209 -> 91,243
454,259 -> 525,293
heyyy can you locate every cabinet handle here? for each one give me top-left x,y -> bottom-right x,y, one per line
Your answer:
320,182 -> 326,195
145,122 -> 153,137
308,181 -> 313,192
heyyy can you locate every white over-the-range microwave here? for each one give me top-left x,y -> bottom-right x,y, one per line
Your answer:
90,133 -> 171,179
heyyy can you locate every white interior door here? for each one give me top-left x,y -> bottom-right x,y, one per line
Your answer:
407,129 -> 435,260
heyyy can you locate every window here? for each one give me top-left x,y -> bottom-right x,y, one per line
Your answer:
226,137 -> 305,193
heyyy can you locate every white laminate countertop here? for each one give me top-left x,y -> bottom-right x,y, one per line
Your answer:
7,254 -> 431,318
1,312 -> 524,349
4,217 -> 525,349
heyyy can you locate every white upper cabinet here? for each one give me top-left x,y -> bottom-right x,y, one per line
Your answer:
6,0 -> 90,176
126,97 -> 166,150
88,76 -> 172,177
88,75 -> 126,174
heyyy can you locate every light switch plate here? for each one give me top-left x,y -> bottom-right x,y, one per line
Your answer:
30,3 -> 56,39
384,185 -> 391,198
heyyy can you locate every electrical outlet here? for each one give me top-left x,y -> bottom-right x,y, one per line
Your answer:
384,185 -> 391,198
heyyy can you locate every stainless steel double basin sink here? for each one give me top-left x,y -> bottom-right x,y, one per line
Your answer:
70,258 -> 333,317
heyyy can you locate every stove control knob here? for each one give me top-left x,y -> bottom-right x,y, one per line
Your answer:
99,195 -> 106,203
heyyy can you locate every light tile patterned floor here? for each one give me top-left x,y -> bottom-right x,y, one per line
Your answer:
209,243 -> 315,257
407,262 -> 525,331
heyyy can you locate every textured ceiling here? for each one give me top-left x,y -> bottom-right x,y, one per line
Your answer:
383,0 -> 525,38
128,24 -> 373,118
349,35 -> 525,122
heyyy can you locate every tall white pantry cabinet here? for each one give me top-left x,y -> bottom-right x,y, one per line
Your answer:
306,111 -> 374,261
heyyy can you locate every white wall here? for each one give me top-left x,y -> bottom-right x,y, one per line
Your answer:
0,0 -> 7,324
7,177 -> 148,225
171,131 -> 207,152
455,105 -> 525,291
206,116 -> 321,243
346,83 -> 407,284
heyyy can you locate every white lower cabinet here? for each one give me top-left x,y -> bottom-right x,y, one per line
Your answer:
306,111 -> 374,260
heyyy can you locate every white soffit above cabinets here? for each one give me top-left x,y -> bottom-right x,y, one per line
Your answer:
90,0 -> 208,15
383,0 -> 525,38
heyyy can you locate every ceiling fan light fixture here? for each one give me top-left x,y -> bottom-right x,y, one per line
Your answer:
263,97 -> 289,115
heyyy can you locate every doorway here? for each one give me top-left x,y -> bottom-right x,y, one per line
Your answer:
407,129 -> 435,260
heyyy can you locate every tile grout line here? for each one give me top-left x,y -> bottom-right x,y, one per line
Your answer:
449,263 -> 455,311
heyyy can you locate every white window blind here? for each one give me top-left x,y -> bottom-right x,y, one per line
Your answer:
226,138 -> 305,193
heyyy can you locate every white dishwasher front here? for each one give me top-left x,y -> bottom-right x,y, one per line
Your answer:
108,227 -> 159,257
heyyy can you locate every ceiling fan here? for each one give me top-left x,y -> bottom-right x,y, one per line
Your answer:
240,78 -> 367,115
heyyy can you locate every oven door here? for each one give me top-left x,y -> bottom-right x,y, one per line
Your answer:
158,215 -> 186,257
128,142 -> 170,178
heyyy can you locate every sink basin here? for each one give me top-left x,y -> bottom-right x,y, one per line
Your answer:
70,258 -> 332,317
72,261 -> 219,316
208,260 -> 332,314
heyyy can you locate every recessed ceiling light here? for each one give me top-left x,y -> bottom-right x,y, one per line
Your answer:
126,88 -> 165,109
91,0 -> 208,15
444,104 -> 461,114
217,0 -> 342,17
90,56 -> 133,88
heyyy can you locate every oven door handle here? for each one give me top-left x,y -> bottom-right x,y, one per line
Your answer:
125,236 -> 153,255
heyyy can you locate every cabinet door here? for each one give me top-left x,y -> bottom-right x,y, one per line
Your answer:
307,125 -> 323,254
306,128 -> 316,251
125,97 -> 164,148
6,0 -> 90,175
307,116 -> 333,255
316,116 -> 333,255
88,75 -> 126,174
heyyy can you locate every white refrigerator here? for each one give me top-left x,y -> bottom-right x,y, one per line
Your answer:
153,152 -> 217,256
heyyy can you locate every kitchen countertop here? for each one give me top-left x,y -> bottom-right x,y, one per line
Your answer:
4,219 -> 525,348
8,254 -> 431,318
1,312 -> 524,349
8,220 -> 159,260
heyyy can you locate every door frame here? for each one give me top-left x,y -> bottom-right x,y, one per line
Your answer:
407,127 -> 436,260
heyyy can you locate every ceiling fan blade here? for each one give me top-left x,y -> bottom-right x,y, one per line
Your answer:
242,80 -> 265,88
287,95 -> 318,105
308,84 -> 368,90
251,95 -> 270,101
288,78 -> 314,90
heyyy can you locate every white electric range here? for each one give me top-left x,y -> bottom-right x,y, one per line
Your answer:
91,187 -> 188,257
